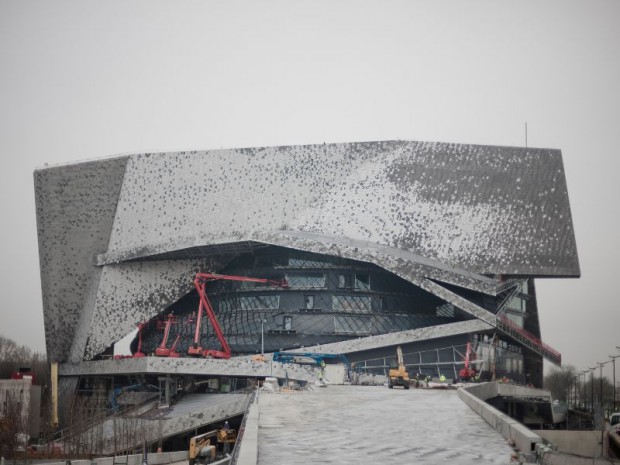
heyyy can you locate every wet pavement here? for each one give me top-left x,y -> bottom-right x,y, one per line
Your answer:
257,385 -> 513,464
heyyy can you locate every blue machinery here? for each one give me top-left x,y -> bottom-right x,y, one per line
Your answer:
272,352 -> 349,366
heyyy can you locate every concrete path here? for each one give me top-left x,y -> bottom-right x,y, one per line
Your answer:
257,386 -> 514,464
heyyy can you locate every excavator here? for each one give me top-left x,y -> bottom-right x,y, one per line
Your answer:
189,426 -> 237,464
388,345 -> 410,389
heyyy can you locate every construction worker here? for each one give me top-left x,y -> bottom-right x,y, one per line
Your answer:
439,373 -> 446,383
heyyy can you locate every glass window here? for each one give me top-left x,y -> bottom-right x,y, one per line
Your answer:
338,274 -> 354,289
288,255 -> 334,268
304,295 -> 314,309
332,295 -> 372,313
436,303 -> 455,317
355,273 -> 370,290
507,296 -> 524,312
219,295 -> 280,311
334,315 -> 371,335
285,273 -> 326,288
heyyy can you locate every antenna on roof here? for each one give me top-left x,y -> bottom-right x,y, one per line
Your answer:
525,121 -> 528,148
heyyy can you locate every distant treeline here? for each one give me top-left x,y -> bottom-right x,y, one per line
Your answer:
0,335 -> 48,385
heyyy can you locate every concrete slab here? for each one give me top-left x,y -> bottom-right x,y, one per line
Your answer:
256,385 -> 514,464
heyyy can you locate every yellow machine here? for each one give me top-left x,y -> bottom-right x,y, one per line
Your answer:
388,346 -> 410,389
189,427 -> 237,464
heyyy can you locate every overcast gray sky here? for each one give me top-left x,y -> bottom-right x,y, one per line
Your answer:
1,0 -> 618,377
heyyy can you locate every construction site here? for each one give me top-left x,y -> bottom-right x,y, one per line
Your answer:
24,140 -> 619,463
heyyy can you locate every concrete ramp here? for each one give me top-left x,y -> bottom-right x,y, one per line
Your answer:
238,385 -> 514,464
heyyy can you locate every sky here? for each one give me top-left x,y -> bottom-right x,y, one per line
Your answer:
0,0 -> 618,378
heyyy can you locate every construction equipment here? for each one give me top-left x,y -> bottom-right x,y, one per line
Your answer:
458,341 -> 478,381
388,345 -> 410,389
133,321 -> 147,358
190,273 -> 287,359
155,313 -> 179,357
272,352 -> 349,366
189,430 -> 217,465
188,427 -> 237,464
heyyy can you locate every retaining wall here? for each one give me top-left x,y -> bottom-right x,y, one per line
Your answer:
458,383 -> 542,454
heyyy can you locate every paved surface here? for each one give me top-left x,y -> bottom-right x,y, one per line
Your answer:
257,386 -> 514,464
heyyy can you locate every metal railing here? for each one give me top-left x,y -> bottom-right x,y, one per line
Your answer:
496,315 -> 561,365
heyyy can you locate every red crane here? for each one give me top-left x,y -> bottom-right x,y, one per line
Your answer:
458,341 -> 478,381
133,321 -> 147,358
190,273 -> 288,359
155,313 -> 179,357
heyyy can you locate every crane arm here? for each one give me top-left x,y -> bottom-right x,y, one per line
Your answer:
195,273 -> 287,288
191,272 -> 287,359
194,280 -> 232,358
396,346 -> 404,367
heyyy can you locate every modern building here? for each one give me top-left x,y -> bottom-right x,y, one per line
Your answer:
0,377 -> 42,445
35,140 -> 579,432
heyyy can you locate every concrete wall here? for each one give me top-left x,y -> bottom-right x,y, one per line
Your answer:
458,384 -> 542,454
538,452 -> 620,465
534,430 -> 603,457
234,396 -> 259,465
2,452 -> 188,465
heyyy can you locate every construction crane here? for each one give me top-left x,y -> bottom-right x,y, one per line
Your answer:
190,273 -> 288,359
388,345 -> 410,389
133,321 -> 147,358
458,341 -> 478,381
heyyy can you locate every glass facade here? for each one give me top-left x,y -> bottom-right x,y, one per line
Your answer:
137,247 -> 484,355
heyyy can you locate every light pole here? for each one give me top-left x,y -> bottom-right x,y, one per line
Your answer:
598,362 -> 605,416
610,354 -> 619,413
261,319 -> 266,355
590,368 -> 596,413
582,370 -> 588,411
574,375 -> 580,409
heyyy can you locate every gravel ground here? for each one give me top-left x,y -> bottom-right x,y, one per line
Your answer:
257,385 -> 514,464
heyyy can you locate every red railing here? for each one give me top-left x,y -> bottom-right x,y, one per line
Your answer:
497,315 -> 562,363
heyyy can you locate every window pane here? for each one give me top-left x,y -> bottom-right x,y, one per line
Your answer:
355,273 -> 370,290
332,295 -> 371,313
338,274 -> 353,289
288,255 -> 334,268
285,273 -> 326,288
218,295 -> 280,311
334,316 -> 371,335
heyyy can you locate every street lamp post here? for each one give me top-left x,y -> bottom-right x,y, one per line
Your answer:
590,368 -> 596,414
598,362 -> 605,416
610,354 -> 619,413
574,375 -> 580,409
582,370 -> 588,411
261,319 -> 266,355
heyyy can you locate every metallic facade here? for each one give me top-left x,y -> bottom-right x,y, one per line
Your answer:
34,140 -> 580,364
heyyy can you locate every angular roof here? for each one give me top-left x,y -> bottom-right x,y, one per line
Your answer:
35,140 -> 580,361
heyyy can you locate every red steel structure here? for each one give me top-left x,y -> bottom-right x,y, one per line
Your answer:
190,273 -> 288,359
155,313 -> 179,357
